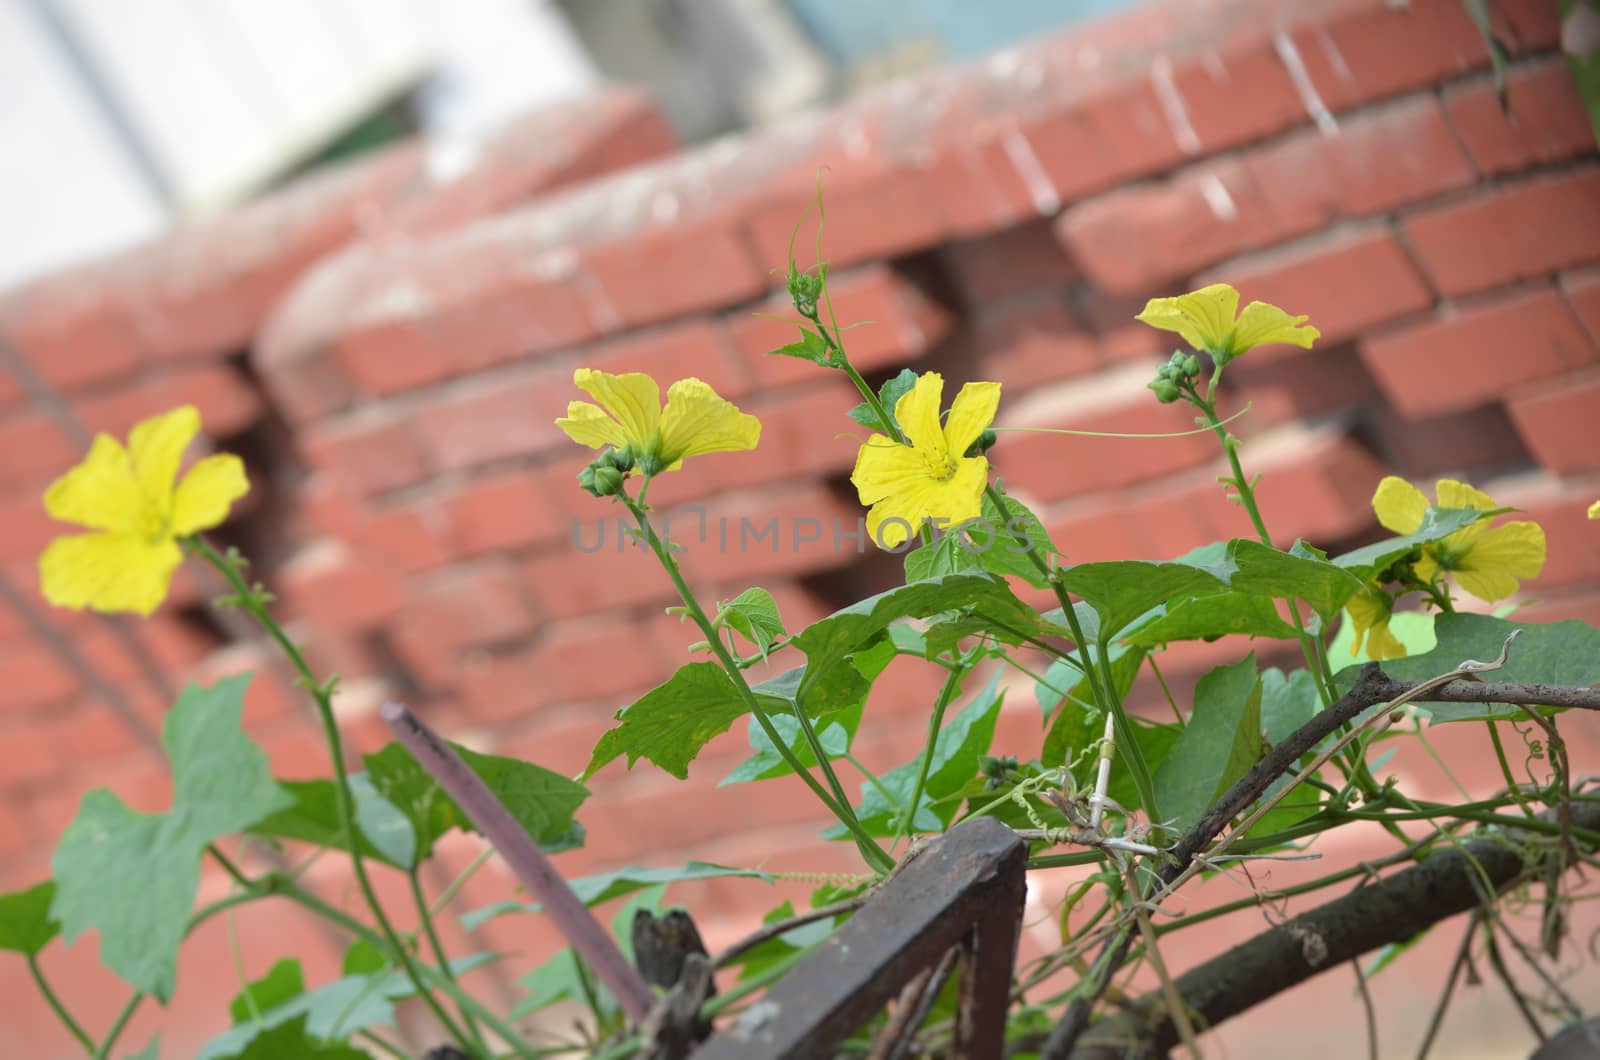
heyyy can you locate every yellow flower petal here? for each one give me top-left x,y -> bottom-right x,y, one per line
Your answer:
1135,283 -> 1240,354
39,532 -> 183,617
1433,479 -> 1497,512
1589,500 -> 1600,519
556,401 -> 630,451
1346,585 -> 1406,661
171,454 -> 249,536
1453,521 -> 1546,602
128,405 -> 200,505
942,381 -> 1001,457
895,372 -> 946,454
573,370 -> 660,452
42,434 -> 144,533
852,435 -> 928,507
659,379 -> 761,466
1231,301 -> 1319,356
1371,476 -> 1428,535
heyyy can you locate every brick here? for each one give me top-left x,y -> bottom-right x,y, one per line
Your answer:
190,643 -> 303,728
1028,80 -> 1188,200
585,319 -> 750,399
1506,370 -> 1600,475
1402,169 -> 1600,296
1490,473 -> 1600,588
439,465 -> 571,557
1207,227 -> 1433,349
74,363 -> 262,440
1166,39 -> 1309,153
0,636 -> 78,713
532,618 -> 672,706
411,366 -> 570,473
1057,159 -> 1278,293
76,615 -> 219,687
1561,268 -> 1600,346
1360,287 -> 1594,417
1125,484 -> 1223,562
938,220 -> 1080,306
1364,403 -> 1530,479
390,561 -> 539,685
587,217 -> 766,329
0,713 -> 75,790
1204,424 -> 1386,546
278,539 -> 405,632
966,294 -> 1100,393
1283,0 -> 1507,112
0,411 -> 79,493
299,410 -> 429,497
0,491 -> 65,566
675,485 -> 864,584
1045,501 -> 1136,566
259,718 -> 331,780
354,502 -> 452,578
522,530 -> 677,620
747,161 -> 945,276
1224,344 -> 1382,424
706,378 -> 869,497
920,137 -> 1056,240
994,364 -> 1220,502
0,272 -> 143,390
1244,95 -> 1477,233
1443,58 -> 1596,177
456,651 -> 555,724
724,265 -> 952,388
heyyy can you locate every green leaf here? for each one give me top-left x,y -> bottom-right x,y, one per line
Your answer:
1259,668 -> 1320,747
197,956 -> 493,1059
1178,539 -> 1366,621
583,662 -> 767,780
1331,507 -> 1485,581
124,1037 -> 160,1060
1057,562 -> 1227,641
1154,656 -> 1263,832
230,959 -> 305,1024
771,327 -> 830,366
848,369 -> 917,433
1122,592 -> 1301,647
972,491 -> 1059,588
825,674 -> 1004,837
461,861 -> 772,931
363,742 -> 587,861
351,774 -> 416,869
51,675 -> 293,1001
1344,614 -> 1600,723
792,573 -> 1037,702
722,705 -> 862,785
922,602 -> 1070,657
228,1018 -> 370,1059
1041,644 -> 1147,770
904,531 -> 980,583
717,588 -> 786,658
249,781 -> 403,868
341,940 -> 387,977
0,882 -> 59,957
1106,718 -> 1183,815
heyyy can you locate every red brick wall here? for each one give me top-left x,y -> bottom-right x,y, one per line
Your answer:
2,1 -> 1598,1054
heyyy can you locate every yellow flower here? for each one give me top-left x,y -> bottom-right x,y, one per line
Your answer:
1136,283 -> 1320,361
850,372 -> 999,549
1347,582 -> 1406,661
1589,500 -> 1600,520
39,406 -> 249,617
555,369 -> 760,473
1371,476 -> 1546,603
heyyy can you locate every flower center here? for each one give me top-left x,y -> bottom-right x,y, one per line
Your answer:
136,497 -> 171,542
920,444 -> 957,482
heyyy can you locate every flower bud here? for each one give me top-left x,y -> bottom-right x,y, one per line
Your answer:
591,465 -> 625,496
964,428 -> 998,458
1182,353 -> 1202,377
1148,377 -> 1181,403
602,447 -> 636,473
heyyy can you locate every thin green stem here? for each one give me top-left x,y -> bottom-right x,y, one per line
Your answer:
359,1030 -> 411,1060
431,847 -> 495,917
29,955 -> 93,1054
188,538 -> 475,1052
900,656 -> 968,843
1147,656 -> 1185,727
411,870 -> 488,1053
621,499 -> 893,874
843,751 -> 903,822
93,992 -> 141,1060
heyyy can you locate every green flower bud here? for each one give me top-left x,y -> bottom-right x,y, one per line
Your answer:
787,267 -> 824,315
591,465 -> 625,496
1182,353 -> 1202,377
602,446 -> 636,472
964,428 -> 999,458
1149,377 -> 1181,403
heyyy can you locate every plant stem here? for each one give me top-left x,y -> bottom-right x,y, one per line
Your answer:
411,870 -> 488,1053
621,498 -> 894,874
29,955 -> 93,1054
93,992 -> 141,1060
900,656 -> 968,843
188,538 -> 475,1052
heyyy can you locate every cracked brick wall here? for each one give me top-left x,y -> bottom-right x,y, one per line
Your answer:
2,1 -> 1597,1055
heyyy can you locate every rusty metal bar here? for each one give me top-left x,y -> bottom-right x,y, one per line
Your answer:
691,816 -> 1027,1059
